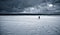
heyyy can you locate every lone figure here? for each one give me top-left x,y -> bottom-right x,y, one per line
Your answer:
38,16 -> 40,19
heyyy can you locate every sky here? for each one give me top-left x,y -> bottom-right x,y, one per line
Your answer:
0,0 -> 60,14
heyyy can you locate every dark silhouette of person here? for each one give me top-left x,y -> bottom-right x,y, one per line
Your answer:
38,16 -> 40,19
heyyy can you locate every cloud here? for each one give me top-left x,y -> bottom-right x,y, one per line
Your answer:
0,0 -> 60,14
23,3 -> 60,14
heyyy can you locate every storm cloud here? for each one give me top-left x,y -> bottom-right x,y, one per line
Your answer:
0,0 -> 60,14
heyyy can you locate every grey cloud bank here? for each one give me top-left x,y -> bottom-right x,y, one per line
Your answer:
0,0 -> 60,14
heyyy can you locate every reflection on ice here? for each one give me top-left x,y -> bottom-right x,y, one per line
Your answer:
0,16 -> 60,35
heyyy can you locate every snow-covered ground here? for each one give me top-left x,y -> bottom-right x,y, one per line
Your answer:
0,15 -> 60,35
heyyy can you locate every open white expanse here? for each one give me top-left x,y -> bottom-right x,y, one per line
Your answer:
0,15 -> 60,35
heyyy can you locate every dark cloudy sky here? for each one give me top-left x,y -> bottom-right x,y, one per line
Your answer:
0,0 -> 60,14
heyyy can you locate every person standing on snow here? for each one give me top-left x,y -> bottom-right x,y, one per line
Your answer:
38,16 -> 40,19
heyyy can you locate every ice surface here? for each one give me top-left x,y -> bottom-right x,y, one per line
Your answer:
0,16 -> 60,35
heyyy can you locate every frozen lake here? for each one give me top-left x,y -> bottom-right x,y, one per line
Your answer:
0,15 -> 60,35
